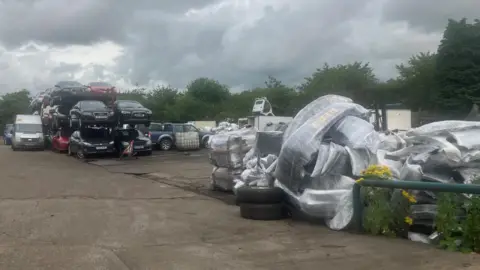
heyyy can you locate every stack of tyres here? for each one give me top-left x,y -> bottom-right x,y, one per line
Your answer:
235,186 -> 286,220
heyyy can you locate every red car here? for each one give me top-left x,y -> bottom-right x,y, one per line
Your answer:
87,82 -> 116,106
52,129 -> 72,152
87,82 -> 116,94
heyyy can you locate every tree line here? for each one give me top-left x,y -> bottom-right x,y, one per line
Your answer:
1,18 -> 480,130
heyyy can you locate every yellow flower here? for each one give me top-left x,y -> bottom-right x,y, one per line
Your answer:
404,216 -> 413,225
401,190 -> 417,204
356,177 -> 364,183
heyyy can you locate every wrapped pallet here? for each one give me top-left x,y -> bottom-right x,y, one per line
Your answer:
210,167 -> 242,191
209,128 -> 256,169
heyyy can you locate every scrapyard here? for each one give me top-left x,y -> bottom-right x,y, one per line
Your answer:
0,94 -> 479,269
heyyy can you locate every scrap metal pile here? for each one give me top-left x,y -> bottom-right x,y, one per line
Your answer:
208,94 -> 480,232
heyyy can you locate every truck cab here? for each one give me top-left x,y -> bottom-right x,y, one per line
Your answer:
11,115 -> 45,151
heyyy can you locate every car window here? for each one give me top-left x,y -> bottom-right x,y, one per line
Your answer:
184,125 -> 198,132
163,124 -> 173,132
149,123 -> 162,131
57,81 -> 83,87
81,101 -> 106,109
173,125 -> 184,133
89,82 -> 111,87
117,101 -> 143,108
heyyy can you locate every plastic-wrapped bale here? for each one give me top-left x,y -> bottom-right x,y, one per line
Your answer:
274,102 -> 369,193
326,115 -> 381,176
209,128 -> 256,169
255,131 -> 284,156
283,94 -> 353,140
264,122 -> 289,132
211,167 -> 242,191
175,131 -> 200,150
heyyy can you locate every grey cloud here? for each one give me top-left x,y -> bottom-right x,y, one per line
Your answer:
382,0 -> 480,32
0,0 -> 219,48
2,0 -> 479,93
117,0 -> 371,88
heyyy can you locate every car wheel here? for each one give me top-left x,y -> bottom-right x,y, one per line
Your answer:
159,138 -> 172,151
239,203 -> 285,220
76,148 -> 85,159
236,186 -> 285,204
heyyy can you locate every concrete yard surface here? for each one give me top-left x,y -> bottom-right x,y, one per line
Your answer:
0,146 -> 478,270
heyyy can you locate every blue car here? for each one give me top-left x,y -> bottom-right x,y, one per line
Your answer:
3,124 -> 13,145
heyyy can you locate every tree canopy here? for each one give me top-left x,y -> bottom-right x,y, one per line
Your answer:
1,18 -> 480,131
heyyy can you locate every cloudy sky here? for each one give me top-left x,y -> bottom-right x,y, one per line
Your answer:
0,0 -> 478,94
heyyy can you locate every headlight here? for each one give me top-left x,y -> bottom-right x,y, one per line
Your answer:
147,110 -> 152,114
121,111 -> 131,114
83,142 -> 92,146
109,141 -> 114,144
83,112 -> 93,116
109,111 -> 115,116
146,140 -> 152,146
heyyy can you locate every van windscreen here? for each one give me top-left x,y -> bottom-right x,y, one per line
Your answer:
15,124 -> 42,133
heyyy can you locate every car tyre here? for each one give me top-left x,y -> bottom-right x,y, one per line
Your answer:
236,186 -> 284,204
239,203 -> 285,220
159,138 -> 172,151
76,148 -> 86,159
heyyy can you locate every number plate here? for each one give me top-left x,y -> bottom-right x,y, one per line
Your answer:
96,146 -> 107,150
134,113 -> 144,117
134,145 -> 144,149
95,116 -> 107,119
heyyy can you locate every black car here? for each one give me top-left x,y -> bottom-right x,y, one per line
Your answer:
113,100 -> 152,126
50,105 -> 70,130
50,81 -> 88,105
114,128 -> 153,156
69,100 -> 115,129
68,128 -> 115,159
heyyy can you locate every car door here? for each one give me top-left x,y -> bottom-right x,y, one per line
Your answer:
148,123 -> 162,142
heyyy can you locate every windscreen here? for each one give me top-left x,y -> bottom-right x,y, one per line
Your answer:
81,128 -> 109,139
82,101 -> 106,109
89,82 -> 112,87
118,101 -> 143,108
15,124 -> 42,133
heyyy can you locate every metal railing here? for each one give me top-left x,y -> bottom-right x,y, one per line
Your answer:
352,179 -> 480,232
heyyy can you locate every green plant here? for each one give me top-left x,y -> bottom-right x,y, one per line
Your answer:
359,165 -> 415,237
435,175 -> 480,253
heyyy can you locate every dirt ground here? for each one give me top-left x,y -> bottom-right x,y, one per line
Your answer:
0,146 -> 478,270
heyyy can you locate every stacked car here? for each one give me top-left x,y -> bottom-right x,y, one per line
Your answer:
29,81 -> 153,158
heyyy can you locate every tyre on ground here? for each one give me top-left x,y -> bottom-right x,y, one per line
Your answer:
235,186 -> 284,204
239,203 -> 285,220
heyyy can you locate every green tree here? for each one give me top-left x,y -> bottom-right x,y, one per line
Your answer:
300,62 -> 378,107
0,89 -> 31,130
436,18 -> 480,113
185,78 -> 231,120
396,52 -> 438,111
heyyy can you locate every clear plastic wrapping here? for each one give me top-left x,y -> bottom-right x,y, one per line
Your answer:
209,128 -> 256,169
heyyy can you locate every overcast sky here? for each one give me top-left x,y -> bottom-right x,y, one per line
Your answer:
0,0 -> 478,94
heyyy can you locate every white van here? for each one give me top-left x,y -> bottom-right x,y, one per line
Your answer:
11,114 -> 45,150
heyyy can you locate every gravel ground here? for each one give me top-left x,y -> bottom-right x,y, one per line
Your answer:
0,146 -> 478,270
